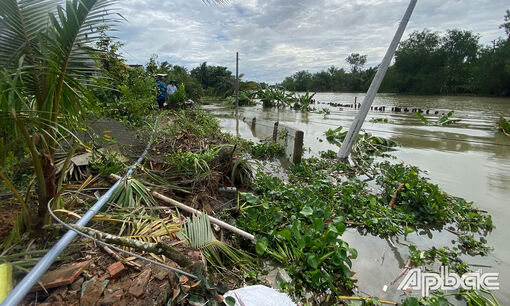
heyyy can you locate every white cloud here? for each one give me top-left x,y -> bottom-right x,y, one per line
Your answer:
115,0 -> 510,83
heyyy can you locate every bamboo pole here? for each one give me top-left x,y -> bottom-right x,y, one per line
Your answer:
337,0 -> 417,159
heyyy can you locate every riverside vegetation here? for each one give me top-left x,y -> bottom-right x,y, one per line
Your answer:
0,1 -> 501,305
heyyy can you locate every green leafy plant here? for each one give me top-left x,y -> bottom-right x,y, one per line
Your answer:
90,150 -> 125,176
497,117 -> 510,136
179,213 -> 253,270
292,91 -> 316,111
108,178 -> 158,208
250,142 -> 285,159
256,87 -> 294,108
224,91 -> 257,107
369,118 -> 389,123
416,111 -> 461,126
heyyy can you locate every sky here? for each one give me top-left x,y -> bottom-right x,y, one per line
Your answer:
114,0 -> 509,83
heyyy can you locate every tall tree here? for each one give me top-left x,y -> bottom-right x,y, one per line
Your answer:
346,53 -> 367,73
393,30 -> 446,93
441,29 -> 480,93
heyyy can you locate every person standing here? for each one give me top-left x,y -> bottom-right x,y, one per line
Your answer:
166,80 -> 177,104
155,76 -> 167,109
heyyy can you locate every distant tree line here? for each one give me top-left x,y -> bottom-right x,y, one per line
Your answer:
281,10 -> 510,96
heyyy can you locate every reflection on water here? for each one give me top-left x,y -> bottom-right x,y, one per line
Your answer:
205,93 -> 510,303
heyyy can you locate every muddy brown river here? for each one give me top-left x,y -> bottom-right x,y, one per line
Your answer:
205,92 -> 510,303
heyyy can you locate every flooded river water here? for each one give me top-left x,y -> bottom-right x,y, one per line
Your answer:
204,92 -> 510,303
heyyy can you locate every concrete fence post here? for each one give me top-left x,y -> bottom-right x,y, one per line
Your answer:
272,122 -> 279,142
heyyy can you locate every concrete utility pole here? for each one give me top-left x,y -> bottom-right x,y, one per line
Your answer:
235,52 -> 239,120
337,0 -> 417,160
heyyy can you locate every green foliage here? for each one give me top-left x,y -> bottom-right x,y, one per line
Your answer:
168,83 -> 188,106
190,62 -> 235,97
179,213 -> 253,270
103,67 -> 155,124
249,142 -> 285,159
224,91 -> 257,107
0,0 -> 120,224
292,91 -> 316,111
325,126 -> 398,164
402,285 -> 501,305
416,111 -> 460,126
164,108 -> 221,138
237,178 -> 357,296
369,118 -> 388,123
497,117 -> 510,135
165,149 -> 216,176
90,150 -> 125,176
233,156 -> 493,300
256,87 -> 294,108
108,178 -> 157,208
376,162 -> 493,232
281,14 -> 510,96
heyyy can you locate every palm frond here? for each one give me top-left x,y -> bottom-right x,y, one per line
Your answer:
108,177 -> 158,208
179,213 -> 253,270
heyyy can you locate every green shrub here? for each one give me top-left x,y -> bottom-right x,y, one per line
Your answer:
90,150 -> 125,176
250,142 -> 285,159
168,83 -> 187,106
497,117 -> 510,135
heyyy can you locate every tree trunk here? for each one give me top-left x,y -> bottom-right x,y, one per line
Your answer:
39,152 -> 56,221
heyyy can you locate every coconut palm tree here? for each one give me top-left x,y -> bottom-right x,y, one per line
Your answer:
0,0 -> 120,227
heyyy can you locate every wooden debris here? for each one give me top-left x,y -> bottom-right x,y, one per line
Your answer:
389,183 -> 405,208
128,269 -> 151,298
101,245 -> 141,270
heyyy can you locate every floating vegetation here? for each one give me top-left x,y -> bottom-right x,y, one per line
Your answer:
369,117 -> 389,123
497,117 -> 510,136
228,151 -> 493,301
416,110 -> 461,126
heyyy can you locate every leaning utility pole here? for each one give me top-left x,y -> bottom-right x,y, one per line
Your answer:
337,0 -> 417,159
235,52 -> 239,120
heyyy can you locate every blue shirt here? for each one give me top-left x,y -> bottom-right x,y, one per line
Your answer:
156,81 -> 167,100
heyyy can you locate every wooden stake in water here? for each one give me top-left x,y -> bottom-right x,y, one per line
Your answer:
337,0 -> 417,159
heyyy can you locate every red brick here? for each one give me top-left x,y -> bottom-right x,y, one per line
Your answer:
107,262 -> 126,279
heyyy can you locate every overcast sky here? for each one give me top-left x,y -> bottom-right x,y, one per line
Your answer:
115,0 -> 509,83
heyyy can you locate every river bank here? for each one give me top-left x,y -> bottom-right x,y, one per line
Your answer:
206,92 -> 510,304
